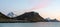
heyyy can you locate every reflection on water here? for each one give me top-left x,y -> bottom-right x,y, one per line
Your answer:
0,22 -> 60,27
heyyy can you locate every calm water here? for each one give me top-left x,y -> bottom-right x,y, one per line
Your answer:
0,22 -> 60,27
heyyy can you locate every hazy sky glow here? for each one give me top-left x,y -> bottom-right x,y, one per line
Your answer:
34,0 -> 60,20
0,0 -> 60,20
0,0 -> 51,15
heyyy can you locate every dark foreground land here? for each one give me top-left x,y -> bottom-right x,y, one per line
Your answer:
0,12 -> 47,23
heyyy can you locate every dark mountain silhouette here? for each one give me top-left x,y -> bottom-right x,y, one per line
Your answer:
0,12 -> 47,23
0,12 -> 10,19
0,12 -> 17,23
14,11 -> 47,22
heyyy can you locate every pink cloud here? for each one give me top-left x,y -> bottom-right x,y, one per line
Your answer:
24,0 -> 52,12
31,0 -> 51,10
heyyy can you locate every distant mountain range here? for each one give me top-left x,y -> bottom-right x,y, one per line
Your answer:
7,12 -> 16,18
0,11 -> 59,23
45,18 -> 59,22
0,11 -> 47,23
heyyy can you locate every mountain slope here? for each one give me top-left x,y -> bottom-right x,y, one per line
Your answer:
14,11 -> 47,22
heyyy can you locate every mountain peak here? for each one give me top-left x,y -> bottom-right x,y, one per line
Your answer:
14,11 -> 47,22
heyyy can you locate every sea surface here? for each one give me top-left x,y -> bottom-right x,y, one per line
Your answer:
0,22 -> 60,27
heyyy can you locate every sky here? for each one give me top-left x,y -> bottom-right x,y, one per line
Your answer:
0,0 -> 41,15
0,0 -> 60,20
